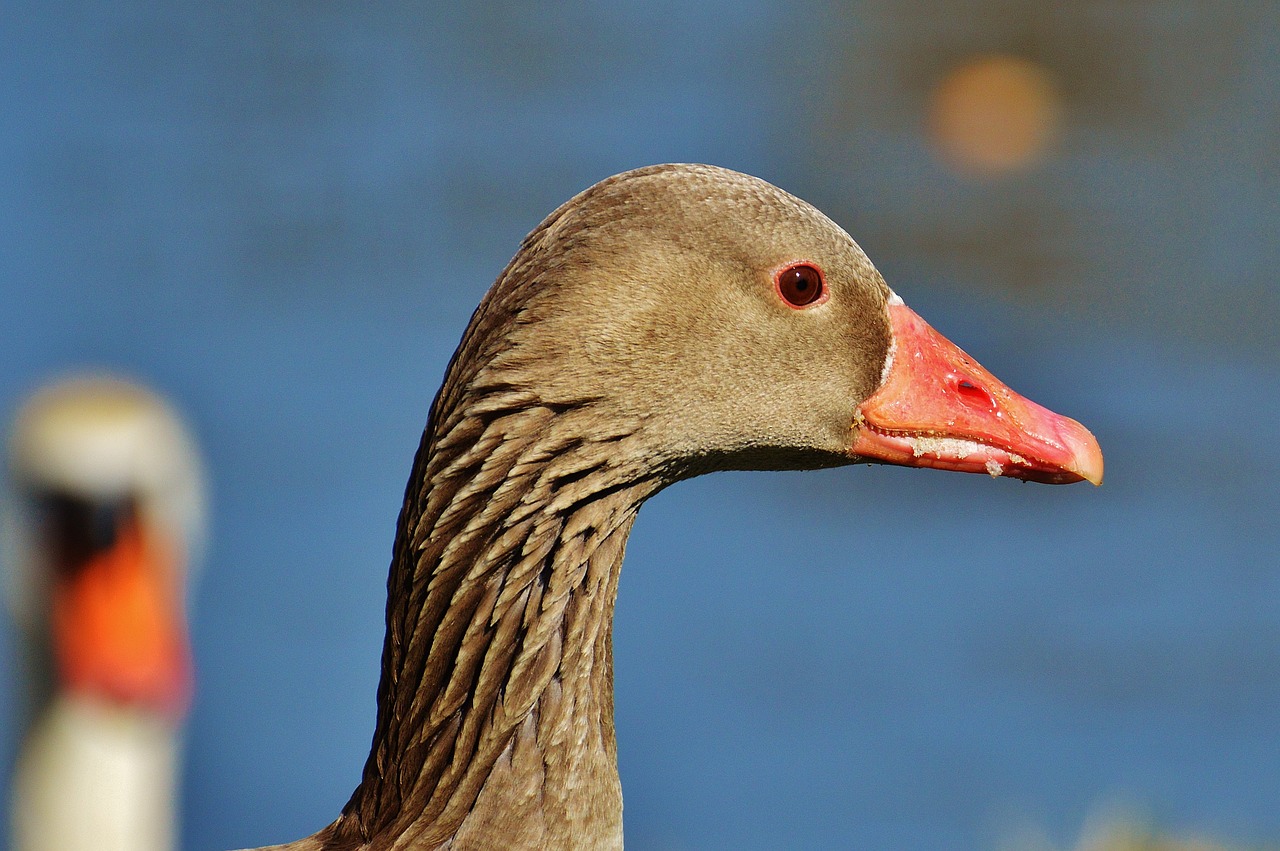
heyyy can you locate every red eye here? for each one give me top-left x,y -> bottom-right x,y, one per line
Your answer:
775,263 -> 826,308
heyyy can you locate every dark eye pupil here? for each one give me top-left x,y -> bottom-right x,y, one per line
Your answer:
779,264 -> 824,307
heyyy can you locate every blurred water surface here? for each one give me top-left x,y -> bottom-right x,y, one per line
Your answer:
2,3 -> 1277,849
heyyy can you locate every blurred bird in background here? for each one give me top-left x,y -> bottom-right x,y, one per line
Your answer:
3,377 -> 204,851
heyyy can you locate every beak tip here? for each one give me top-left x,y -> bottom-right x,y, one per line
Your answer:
1067,429 -> 1105,486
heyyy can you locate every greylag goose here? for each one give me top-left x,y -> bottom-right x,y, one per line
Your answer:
5,377 -> 204,851
250,164 -> 1101,851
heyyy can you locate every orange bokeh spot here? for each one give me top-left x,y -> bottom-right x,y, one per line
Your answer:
928,54 -> 1063,176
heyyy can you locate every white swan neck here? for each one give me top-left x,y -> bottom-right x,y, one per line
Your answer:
11,694 -> 180,851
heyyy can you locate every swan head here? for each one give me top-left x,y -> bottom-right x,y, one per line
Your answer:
5,376 -> 204,719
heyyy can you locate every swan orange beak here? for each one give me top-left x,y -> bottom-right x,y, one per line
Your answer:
851,300 -> 1103,485
51,504 -> 192,720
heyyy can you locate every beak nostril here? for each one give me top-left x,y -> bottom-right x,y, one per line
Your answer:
952,376 -> 996,409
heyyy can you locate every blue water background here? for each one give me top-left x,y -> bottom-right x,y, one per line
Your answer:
2,4 -> 1277,849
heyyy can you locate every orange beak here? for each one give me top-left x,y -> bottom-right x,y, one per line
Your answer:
51,507 -> 192,720
851,301 -> 1104,485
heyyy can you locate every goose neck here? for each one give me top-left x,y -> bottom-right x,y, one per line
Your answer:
334,403 -> 661,848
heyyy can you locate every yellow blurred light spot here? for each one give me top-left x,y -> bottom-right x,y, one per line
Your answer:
928,54 -> 1063,176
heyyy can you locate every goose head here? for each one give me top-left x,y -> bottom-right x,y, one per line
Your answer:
443,163 -> 1101,486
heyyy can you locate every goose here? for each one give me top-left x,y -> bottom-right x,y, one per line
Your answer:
4,377 -> 205,851
248,163 -> 1102,851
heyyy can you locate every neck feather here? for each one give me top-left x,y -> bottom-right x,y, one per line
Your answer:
324,383 -> 662,849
